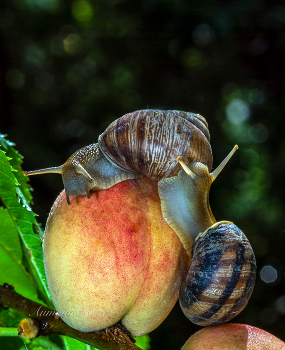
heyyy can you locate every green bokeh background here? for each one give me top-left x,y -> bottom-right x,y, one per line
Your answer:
0,0 -> 285,348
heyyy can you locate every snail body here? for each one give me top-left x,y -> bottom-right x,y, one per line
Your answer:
158,146 -> 256,326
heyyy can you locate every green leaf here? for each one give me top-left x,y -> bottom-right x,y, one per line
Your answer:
0,327 -> 18,336
134,335 -> 151,350
0,309 -> 27,327
19,337 -> 63,350
0,207 -> 38,301
62,336 -> 88,350
0,134 -> 32,205
0,336 -> 23,350
0,143 -> 51,304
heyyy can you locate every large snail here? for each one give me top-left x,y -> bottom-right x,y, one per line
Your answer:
25,109 -> 256,326
24,110 -> 213,204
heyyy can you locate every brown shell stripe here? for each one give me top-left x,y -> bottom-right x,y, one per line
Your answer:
124,110 -> 193,179
190,242 -> 246,324
214,244 -> 256,324
142,111 -> 193,179
178,111 -> 210,142
99,115 -> 134,172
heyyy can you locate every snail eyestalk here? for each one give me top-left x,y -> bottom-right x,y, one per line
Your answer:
176,157 -> 191,176
75,164 -> 94,182
210,144 -> 238,181
24,166 -> 63,176
176,144 -> 238,183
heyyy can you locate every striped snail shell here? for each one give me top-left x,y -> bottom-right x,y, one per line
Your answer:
24,109 -> 213,204
98,109 -> 212,180
179,222 -> 256,326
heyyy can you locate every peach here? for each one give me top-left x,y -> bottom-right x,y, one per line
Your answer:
43,177 -> 189,336
182,323 -> 285,350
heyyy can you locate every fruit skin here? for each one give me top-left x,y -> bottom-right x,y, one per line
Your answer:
182,323 -> 285,350
43,177 -> 189,336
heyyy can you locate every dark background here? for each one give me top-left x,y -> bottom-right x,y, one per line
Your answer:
1,0 -> 285,348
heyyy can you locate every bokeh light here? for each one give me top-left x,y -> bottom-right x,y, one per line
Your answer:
192,23 -> 216,46
260,265 -> 278,284
72,0 -> 94,22
276,295 -> 285,315
226,98 -> 250,125
5,69 -> 25,89
25,0 -> 60,11
248,124 -> 268,143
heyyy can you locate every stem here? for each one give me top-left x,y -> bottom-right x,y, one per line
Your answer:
0,284 -> 139,350
0,327 -> 18,337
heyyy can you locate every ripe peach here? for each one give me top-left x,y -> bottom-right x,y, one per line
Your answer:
182,323 -> 285,350
43,177 -> 189,336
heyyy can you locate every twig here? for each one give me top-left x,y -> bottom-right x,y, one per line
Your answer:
0,283 -> 140,350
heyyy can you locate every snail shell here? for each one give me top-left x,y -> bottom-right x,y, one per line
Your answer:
179,222 -> 256,326
98,109 -> 213,180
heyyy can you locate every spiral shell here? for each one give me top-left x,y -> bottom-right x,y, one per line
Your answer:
98,109 -> 213,181
179,222 -> 256,326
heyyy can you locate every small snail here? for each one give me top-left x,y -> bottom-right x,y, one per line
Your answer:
158,146 -> 256,326
179,222 -> 256,326
24,109 -> 213,204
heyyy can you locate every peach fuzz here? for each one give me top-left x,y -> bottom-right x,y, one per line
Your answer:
182,323 -> 285,350
43,177 -> 189,336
